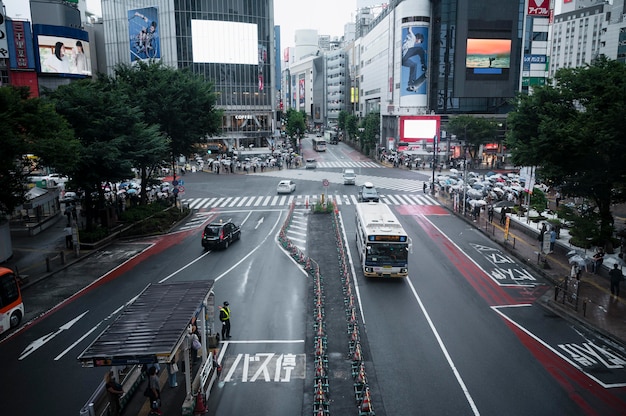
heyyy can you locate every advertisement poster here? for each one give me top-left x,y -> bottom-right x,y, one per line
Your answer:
298,74 -> 305,107
128,7 -> 160,61
38,35 -> 91,76
400,26 -> 429,97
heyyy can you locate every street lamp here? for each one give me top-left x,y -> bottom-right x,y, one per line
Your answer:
431,134 -> 438,195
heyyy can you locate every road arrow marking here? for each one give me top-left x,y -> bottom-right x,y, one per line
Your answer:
255,217 -> 264,229
19,311 -> 89,360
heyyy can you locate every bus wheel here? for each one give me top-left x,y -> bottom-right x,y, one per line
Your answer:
10,310 -> 22,328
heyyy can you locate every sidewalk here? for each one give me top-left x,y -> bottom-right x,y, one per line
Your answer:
433,188 -> 626,350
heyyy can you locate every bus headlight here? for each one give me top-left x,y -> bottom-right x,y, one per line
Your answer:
365,267 -> 373,273
400,268 -> 407,273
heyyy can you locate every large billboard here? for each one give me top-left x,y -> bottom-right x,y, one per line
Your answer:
128,7 -> 160,61
399,115 -> 441,150
400,26 -> 429,97
191,20 -> 257,64
298,74 -> 305,107
33,25 -> 91,76
466,39 -> 511,72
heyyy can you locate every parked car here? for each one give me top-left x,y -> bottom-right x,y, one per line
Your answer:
277,179 -> 296,194
358,182 -> 380,202
201,221 -> 241,250
343,169 -> 356,185
305,158 -> 317,169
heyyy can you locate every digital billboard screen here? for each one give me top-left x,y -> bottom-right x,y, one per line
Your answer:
191,20 -> 258,64
34,25 -> 91,76
466,38 -> 511,71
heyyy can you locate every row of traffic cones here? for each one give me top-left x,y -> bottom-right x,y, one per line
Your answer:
332,206 -> 377,416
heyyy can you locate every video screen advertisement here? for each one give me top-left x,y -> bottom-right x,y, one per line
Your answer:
128,7 -> 160,61
33,25 -> 91,77
465,37 -> 511,80
398,115 -> 440,151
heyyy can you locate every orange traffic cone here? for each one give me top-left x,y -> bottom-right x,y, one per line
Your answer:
360,388 -> 372,412
194,391 -> 208,414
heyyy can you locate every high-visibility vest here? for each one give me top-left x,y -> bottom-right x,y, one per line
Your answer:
220,307 -> 230,321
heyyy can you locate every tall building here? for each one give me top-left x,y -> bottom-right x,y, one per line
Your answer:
101,0 -> 276,150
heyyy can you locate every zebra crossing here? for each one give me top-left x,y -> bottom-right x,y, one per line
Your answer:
181,193 -> 439,210
315,160 -> 382,168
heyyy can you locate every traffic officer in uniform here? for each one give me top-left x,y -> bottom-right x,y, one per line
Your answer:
219,301 -> 231,339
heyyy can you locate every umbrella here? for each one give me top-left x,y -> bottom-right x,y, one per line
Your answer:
568,255 -> 592,269
127,188 -> 138,194
467,189 -> 484,199
449,168 -> 459,174
469,199 -> 488,207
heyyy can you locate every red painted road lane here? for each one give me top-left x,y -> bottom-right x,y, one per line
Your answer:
405,211 -> 626,413
409,212 -> 519,306
504,319 -> 626,415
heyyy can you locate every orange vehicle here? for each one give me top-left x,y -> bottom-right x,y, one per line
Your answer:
0,267 -> 24,335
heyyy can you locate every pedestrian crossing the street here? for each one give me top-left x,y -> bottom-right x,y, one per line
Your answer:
181,193 -> 439,210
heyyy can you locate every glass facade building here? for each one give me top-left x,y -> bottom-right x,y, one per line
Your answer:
102,0 -> 275,149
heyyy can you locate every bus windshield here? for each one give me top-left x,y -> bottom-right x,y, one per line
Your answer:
366,243 -> 408,263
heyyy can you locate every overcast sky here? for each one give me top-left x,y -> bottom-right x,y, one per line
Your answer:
2,0 -> 357,48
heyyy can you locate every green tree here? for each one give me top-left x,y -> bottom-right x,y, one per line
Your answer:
346,114 -> 358,142
361,112 -> 380,156
446,115 -> 497,166
113,61 -> 221,183
0,86 -> 78,215
46,78 -> 141,229
506,57 -> 626,247
337,110 -> 349,134
284,108 -> 306,149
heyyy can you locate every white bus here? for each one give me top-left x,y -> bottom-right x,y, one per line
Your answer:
312,137 -> 327,152
355,203 -> 411,278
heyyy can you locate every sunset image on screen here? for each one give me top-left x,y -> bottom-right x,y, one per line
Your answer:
466,38 -> 511,68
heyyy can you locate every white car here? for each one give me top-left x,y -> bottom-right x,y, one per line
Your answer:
305,158 -> 317,169
277,180 -> 296,194
343,168 -> 356,185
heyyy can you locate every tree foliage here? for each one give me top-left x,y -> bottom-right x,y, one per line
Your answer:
113,61 -> 222,180
0,86 -> 78,215
446,115 -> 497,163
284,108 -> 307,149
360,112 -> 380,155
506,56 -> 626,245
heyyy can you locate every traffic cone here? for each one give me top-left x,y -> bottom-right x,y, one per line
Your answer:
360,387 -> 372,412
194,391 -> 208,414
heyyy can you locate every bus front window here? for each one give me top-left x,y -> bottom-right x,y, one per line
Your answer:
366,243 -> 408,263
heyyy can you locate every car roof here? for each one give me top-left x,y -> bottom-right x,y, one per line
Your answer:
344,169 -> 355,173
363,182 -> 374,188
306,158 -> 316,162
278,179 -> 291,184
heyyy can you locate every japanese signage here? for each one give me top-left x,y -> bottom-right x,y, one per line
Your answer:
527,0 -> 550,17
12,21 -> 28,68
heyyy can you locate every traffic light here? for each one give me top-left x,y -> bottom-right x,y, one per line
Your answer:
207,150 -> 212,154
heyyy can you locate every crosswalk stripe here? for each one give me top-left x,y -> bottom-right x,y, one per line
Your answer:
181,193 -> 441,209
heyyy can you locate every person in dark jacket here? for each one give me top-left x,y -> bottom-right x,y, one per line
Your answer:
219,301 -> 231,339
609,264 -> 624,297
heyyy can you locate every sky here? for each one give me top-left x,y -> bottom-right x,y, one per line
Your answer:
2,0 -> 357,48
